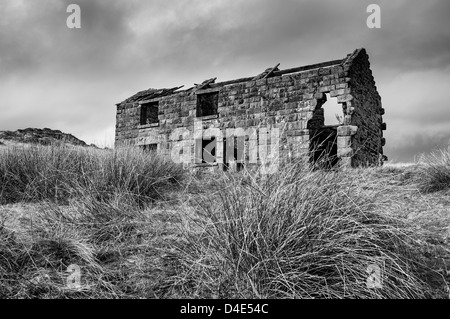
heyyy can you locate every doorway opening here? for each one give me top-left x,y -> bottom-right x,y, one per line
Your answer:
309,127 -> 338,169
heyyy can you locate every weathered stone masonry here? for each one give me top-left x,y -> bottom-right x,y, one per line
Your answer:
115,48 -> 386,168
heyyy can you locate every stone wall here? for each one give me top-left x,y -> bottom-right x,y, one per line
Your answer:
345,49 -> 386,165
115,48 -> 385,168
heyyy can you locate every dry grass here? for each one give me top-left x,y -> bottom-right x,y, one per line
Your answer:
167,161 -> 449,299
0,144 -> 184,205
0,144 -> 449,298
416,148 -> 450,193
0,144 -> 186,298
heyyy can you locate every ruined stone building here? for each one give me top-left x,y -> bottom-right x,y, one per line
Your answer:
115,48 -> 386,170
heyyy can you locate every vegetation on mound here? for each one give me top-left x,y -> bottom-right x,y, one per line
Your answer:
0,128 -> 88,147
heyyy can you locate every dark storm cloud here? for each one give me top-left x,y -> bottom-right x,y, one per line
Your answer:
0,0 -> 449,158
129,0 -> 450,78
130,0 -> 364,82
0,0 -> 136,77
374,0 -> 450,72
2,0 -> 449,80
0,0 -> 139,146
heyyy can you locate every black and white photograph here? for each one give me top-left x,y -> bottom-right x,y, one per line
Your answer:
1,0 -> 449,307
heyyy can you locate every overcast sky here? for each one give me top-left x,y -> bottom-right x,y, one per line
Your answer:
1,0 -> 449,162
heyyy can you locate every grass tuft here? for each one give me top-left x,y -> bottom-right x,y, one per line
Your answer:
417,147 -> 450,193
1,144 -> 449,298
0,144 -> 185,205
171,161 -> 447,298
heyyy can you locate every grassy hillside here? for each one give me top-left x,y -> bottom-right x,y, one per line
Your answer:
0,144 -> 449,298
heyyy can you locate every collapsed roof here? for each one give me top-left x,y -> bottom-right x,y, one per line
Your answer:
117,50 -> 360,105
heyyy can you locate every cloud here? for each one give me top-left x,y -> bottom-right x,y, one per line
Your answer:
380,69 -> 450,162
0,0 -> 137,78
385,132 -> 450,162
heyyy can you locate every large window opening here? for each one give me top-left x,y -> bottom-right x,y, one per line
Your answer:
140,102 -> 159,125
197,92 -> 218,117
323,93 -> 344,126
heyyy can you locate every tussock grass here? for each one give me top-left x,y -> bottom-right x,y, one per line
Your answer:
0,195 -> 149,298
171,161 -> 447,298
0,144 -> 185,205
0,144 -> 185,298
417,147 -> 450,193
0,144 -> 449,298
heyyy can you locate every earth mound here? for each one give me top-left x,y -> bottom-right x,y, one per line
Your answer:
0,128 -> 89,147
